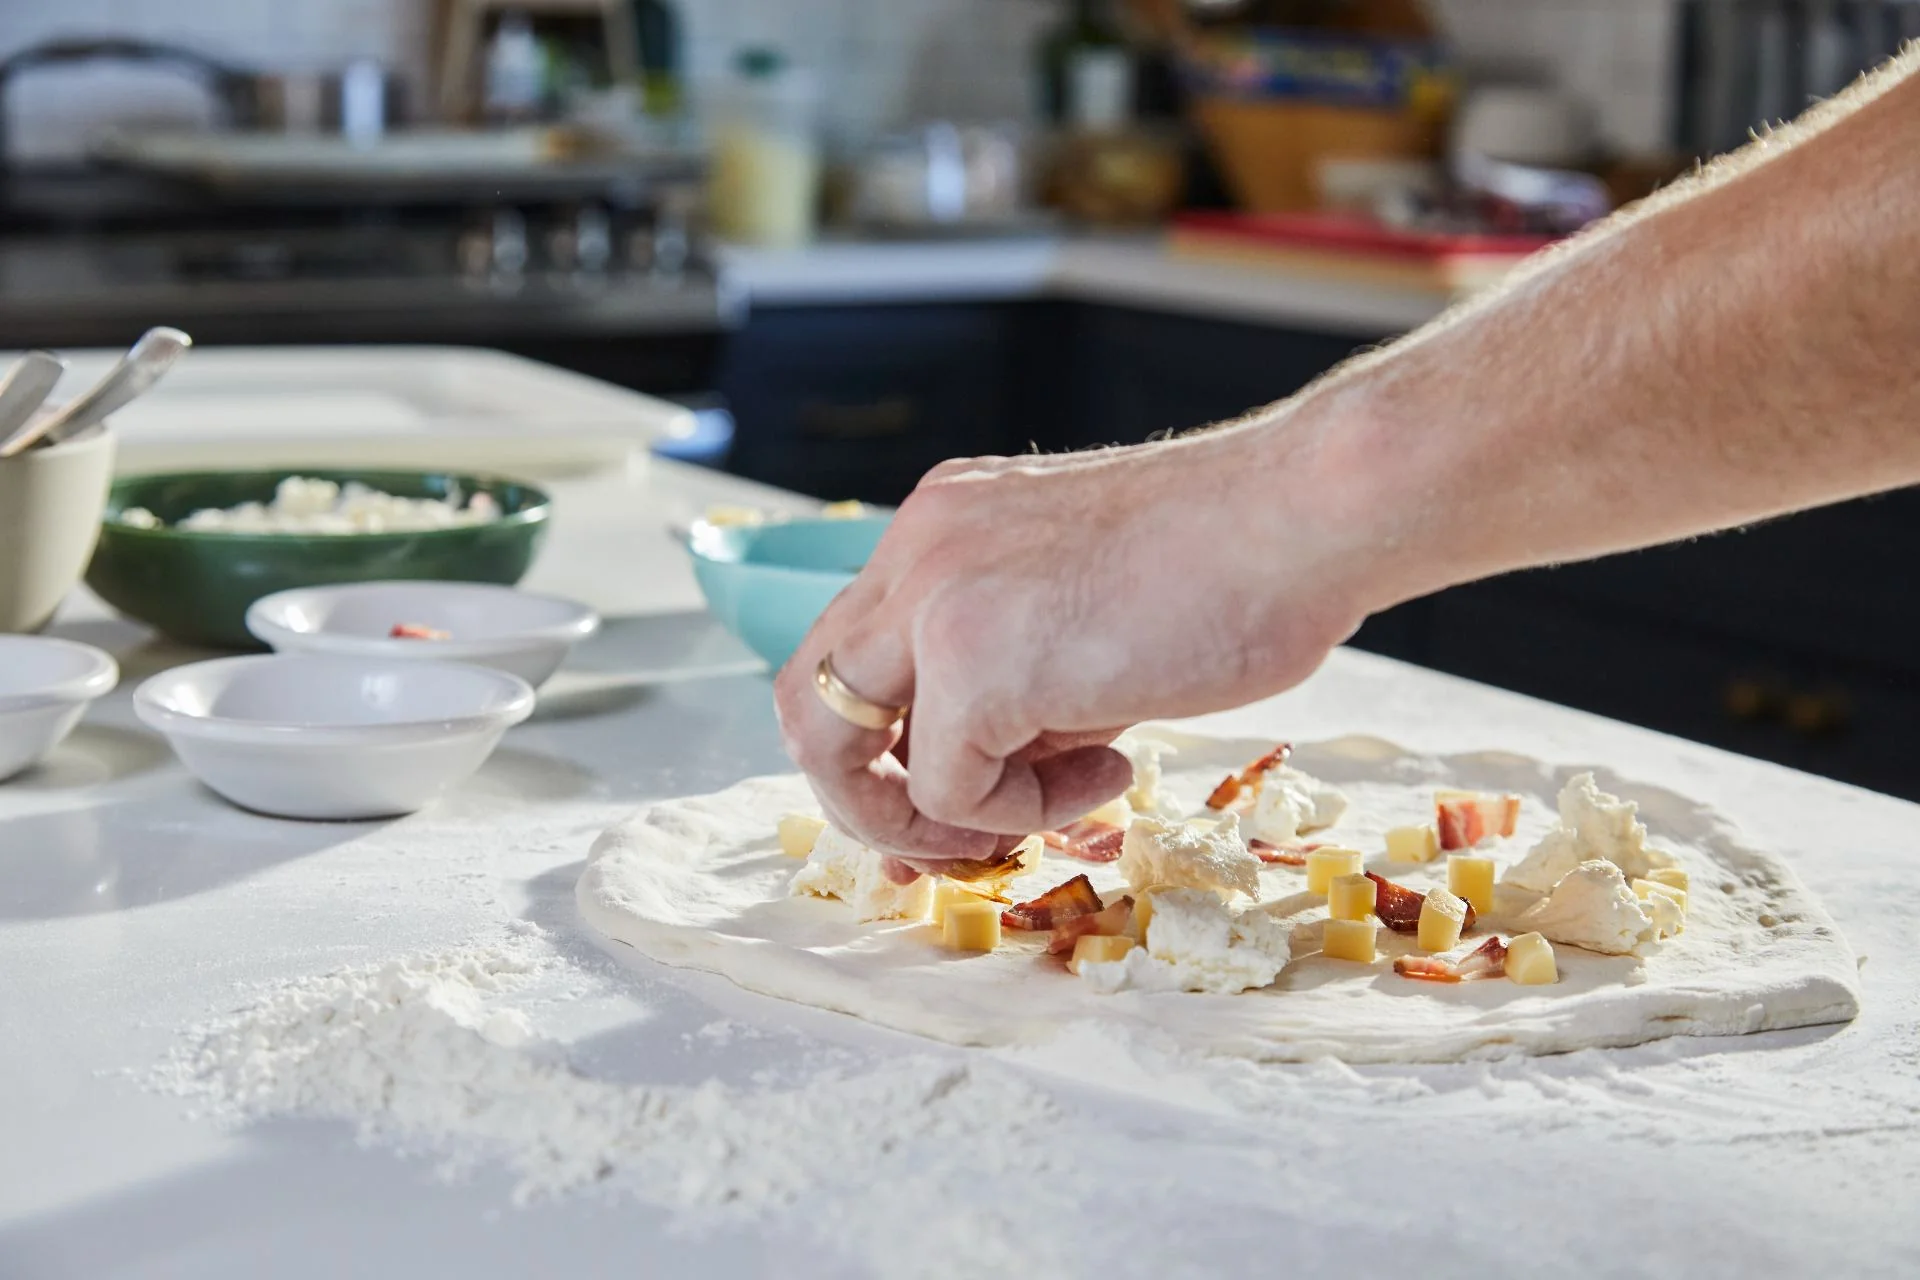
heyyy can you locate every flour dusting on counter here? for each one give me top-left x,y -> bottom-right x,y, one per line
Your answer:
152,923 -> 1076,1272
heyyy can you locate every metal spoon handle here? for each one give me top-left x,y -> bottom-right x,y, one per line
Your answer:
0,351 -> 67,452
0,326 -> 193,459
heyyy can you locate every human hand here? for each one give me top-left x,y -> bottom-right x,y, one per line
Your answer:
771,426 -> 1368,869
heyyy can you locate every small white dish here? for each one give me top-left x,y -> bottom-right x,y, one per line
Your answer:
133,654 -> 534,820
245,581 -> 599,689
0,636 -> 119,780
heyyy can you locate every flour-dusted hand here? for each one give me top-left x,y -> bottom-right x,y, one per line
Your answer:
771,430 -> 1371,867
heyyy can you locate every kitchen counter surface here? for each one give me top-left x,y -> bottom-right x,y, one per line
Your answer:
3,450 -> 1918,1277
719,233 -> 1453,335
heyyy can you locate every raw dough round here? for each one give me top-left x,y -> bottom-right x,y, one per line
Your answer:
576,728 -> 1860,1063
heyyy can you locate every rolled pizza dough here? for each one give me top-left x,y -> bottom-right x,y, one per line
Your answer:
576,728 -> 1861,1063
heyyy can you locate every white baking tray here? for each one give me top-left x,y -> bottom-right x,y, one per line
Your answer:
9,345 -> 697,477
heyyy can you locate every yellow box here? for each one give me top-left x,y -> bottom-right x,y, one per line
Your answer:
1327,873 -> 1377,922
941,900 -> 1001,952
1384,824 -> 1440,863
1646,866 -> 1689,894
1068,934 -> 1136,975
1417,887 -> 1467,953
1322,917 -> 1378,964
1305,847 -> 1364,896
777,813 -> 827,858
1447,854 -> 1495,916
1505,932 -> 1558,985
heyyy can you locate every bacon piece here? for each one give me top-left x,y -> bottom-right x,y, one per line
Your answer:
1002,874 -> 1103,931
936,843 -> 1028,885
1204,743 -> 1295,811
1366,871 -> 1476,933
390,622 -> 450,640
1041,819 -> 1125,863
1046,896 -> 1135,955
1248,838 -> 1322,866
1435,791 -> 1521,850
1394,936 -> 1510,983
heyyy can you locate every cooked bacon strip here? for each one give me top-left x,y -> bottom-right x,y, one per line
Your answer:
1204,743 -> 1295,811
1435,792 -> 1521,850
1394,936 -> 1510,984
1041,819 -> 1125,863
1046,896 -> 1135,955
937,843 -> 1028,885
1002,874 -> 1103,931
1366,871 -> 1476,933
1248,837 -> 1321,866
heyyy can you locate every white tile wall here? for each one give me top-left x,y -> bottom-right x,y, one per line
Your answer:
0,0 -> 1679,160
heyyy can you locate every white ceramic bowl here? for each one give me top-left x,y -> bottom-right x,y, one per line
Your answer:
133,654 -> 535,820
0,635 -> 119,780
245,581 -> 599,689
0,422 -> 115,634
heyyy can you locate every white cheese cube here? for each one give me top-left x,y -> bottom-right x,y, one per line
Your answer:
1322,917 -> 1378,964
932,881 -> 994,928
1304,847 -> 1364,896
777,813 -> 828,858
1384,824 -> 1440,863
1504,932 -> 1558,985
1069,934 -> 1136,975
1447,854 -> 1496,917
1328,873 -> 1377,922
1417,887 -> 1468,953
941,900 -> 1001,952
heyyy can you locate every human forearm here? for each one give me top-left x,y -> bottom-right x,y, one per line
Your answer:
1266,54 -> 1920,615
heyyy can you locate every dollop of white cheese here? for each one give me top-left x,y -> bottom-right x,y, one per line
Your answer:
1079,888 -> 1292,995
1117,813 -> 1261,902
1112,734 -> 1176,816
788,824 -> 934,922
1248,765 -> 1348,844
1515,859 -> 1671,956
1504,772 -> 1673,893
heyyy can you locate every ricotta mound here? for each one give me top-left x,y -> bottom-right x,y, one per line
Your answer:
1249,766 -> 1348,844
1505,772 -> 1674,893
1516,860 -> 1674,957
1114,734 -> 1175,815
1117,813 -> 1261,902
789,825 -> 935,922
1079,888 -> 1291,995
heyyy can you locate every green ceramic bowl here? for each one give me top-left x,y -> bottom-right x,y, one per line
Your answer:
87,469 -> 551,649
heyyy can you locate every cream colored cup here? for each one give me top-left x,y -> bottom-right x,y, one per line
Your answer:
0,423 -> 116,633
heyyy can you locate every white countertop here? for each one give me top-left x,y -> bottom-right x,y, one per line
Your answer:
719,235 -> 1452,336
3,453 -> 1918,1277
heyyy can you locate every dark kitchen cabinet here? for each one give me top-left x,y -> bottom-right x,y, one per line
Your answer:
718,293 -> 1920,800
719,303 -> 1028,504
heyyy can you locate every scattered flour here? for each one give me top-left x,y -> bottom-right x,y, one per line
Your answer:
152,924 -> 1066,1269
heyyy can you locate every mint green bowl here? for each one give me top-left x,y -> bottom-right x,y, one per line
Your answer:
687,517 -> 890,670
87,469 -> 550,649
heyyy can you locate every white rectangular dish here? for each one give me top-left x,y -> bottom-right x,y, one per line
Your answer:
8,345 -> 697,477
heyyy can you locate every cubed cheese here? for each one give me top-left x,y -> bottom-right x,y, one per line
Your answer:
1504,932 -> 1558,985
1633,878 -> 1689,916
1328,873 -> 1377,922
1069,934 -> 1137,975
1384,824 -> 1440,863
1129,889 -> 1158,942
1305,847 -> 1364,896
1322,917 -> 1378,964
941,900 -> 1001,952
932,881 -> 993,928
1417,887 -> 1468,953
1447,854 -> 1496,916
777,813 -> 828,859
1645,866 -> 1689,894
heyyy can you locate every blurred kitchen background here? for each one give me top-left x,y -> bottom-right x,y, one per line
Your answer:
3,0 -> 1915,798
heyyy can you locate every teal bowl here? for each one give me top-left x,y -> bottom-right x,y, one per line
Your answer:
687,516 -> 890,670
87,469 -> 550,649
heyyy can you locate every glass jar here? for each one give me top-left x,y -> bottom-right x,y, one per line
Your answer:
707,48 -> 821,248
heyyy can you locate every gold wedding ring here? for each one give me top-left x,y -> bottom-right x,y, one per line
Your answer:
813,655 -> 908,731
